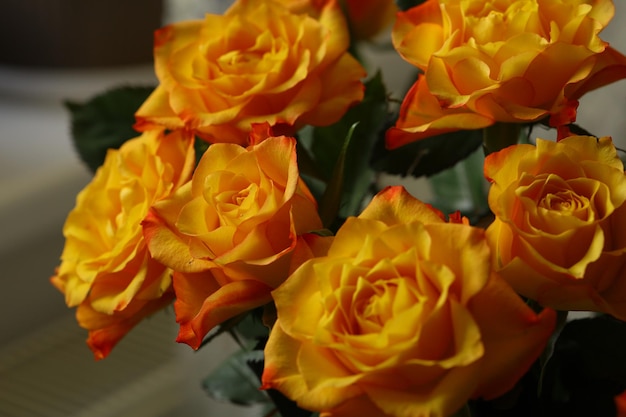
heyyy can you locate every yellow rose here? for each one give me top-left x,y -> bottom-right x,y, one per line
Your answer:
262,186 -> 555,417
142,136 -> 323,348
50,129 -> 195,359
135,0 -> 366,145
486,135 -> 626,318
386,0 -> 626,149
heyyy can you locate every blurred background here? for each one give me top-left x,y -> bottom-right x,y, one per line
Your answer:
0,1 -> 624,416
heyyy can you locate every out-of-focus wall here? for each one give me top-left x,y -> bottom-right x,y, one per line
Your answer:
577,1 -> 626,147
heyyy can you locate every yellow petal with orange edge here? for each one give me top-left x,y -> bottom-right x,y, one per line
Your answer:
362,360 -> 479,417
77,292 -> 175,360
316,0 -> 350,64
272,259 -> 326,337
143,203 -> 215,273
295,342 -> 364,410
299,53 -> 366,127
469,272 -> 555,399
359,185 -> 445,227
386,77 -> 494,149
153,21 -> 203,80
567,47 -> 626,99
392,0 -> 443,70
89,253 -> 169,314
262,323 -> 308,398
134,86 -> 184,132
484,143 -> 534,206
321,395 -> 389,417
253,136 -> 298,194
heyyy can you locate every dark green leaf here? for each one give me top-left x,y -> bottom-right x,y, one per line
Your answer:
197,312 -> 248,350
395,0 -> 428,11
233,309 -> 270,343
427,145 -> 489,222
537,117 -> 596,138
202,349 -> 269,406
567,123 -> 595,137
540,315 -> 626,417
196,309 -> 269,350
318,123 -> 358,228
194,137 -> 210,164
310,72 -> 389,222
65,85 -> 155,172
371,129 -> 483,178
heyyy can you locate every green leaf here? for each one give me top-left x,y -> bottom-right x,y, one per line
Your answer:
318,122 -> 358,228
202,348 -> 269,406
65,85 -> 155,172
197,312 -> 248,350
196,309 -> 268,350
371,129 -> 483,178
540,315 -> 626,416
194,137 -> 210,164
310,72 -> 389,224
427,145 -> 489,222
232,309 -> 270,344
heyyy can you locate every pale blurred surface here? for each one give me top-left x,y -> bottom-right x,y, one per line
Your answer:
0,1 -> 624,416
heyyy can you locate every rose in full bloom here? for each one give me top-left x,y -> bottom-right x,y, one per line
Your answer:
386,0 -> 626,149
50,129 -> 195,359
485,136 -> 626,318
276,0 -> 397,40
142,135 -> 323,348
262,186 -> 555,417
135,0 -> 365,146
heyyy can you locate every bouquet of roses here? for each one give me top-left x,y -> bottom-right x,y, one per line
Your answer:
51,0 -> 626,416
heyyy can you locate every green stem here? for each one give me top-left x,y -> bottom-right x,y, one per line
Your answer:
482,123 -> 523,156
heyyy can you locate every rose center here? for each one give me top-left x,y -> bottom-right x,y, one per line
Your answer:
362,283 -> 397,326
539,190 -> 590,220
210,176 -> 262,223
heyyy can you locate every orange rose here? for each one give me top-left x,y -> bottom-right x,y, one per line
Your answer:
135,0 -> 365,145
142,136 -> 323,348
262,186 -> 555,417
386,0 -> 626,149
485,136 -> 626,318
50,129 -> 195,359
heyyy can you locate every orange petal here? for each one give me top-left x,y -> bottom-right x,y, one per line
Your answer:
386,77 -> 494,149
174,272 -> 273,349
76,293 -> 175,360
299,53 -> 366,127
566,46 -> 626,100
134,85 -> 185,132
261,323 -> 308,397
143,203 -> 215,273
392,0 -> 443,70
